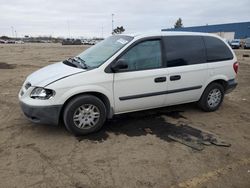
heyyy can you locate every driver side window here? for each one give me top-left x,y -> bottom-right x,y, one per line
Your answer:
120,40 -> 162,71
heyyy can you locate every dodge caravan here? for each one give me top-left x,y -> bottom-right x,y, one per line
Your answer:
19,32 -> 238,135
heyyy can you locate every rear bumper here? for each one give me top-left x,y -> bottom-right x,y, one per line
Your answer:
20,102 -> 62,125
225,79 -> 238,94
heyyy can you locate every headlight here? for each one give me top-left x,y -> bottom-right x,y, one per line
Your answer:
30,87 -> 55,100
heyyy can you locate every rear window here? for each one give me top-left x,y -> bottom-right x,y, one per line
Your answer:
164,36 -> 206,67
203,36 -> 233,62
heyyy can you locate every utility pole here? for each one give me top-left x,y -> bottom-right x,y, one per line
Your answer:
67,21 -> 71,38
111,14 -> 114,35
15,30 -> 17,39
101,25 -> 104,38
11,26 -> 14,38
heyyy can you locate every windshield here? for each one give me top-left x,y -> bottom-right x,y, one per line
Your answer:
232,40 -> 240,43
76,35 -> 133,68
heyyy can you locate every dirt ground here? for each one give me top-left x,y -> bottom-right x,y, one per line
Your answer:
0,43 -> 250,188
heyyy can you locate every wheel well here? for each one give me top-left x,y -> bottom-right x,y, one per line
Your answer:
198,79 -> 228,103
209,79 -> 228,91
59,92 -> 112,123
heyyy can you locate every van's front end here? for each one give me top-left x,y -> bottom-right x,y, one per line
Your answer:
19,35 -> 134,131
19,84 -> 62,125
18,62 -> 86,125
230,39 -> 241,49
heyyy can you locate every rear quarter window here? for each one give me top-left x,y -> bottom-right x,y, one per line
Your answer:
203,36 -> 234,62
164,36 -> 206,67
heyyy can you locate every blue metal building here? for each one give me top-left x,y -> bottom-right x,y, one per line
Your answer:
162,22 -> 250,39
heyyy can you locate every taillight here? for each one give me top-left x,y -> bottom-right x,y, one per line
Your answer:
233,62 -> 239,74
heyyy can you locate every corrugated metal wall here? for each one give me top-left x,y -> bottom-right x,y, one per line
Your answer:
162,22 -> 250,39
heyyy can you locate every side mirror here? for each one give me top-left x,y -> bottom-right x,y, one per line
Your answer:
111,59 -> 128,72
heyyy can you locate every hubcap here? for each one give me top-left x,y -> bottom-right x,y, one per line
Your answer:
207,88 -> 222,108
73,104 -> 100,129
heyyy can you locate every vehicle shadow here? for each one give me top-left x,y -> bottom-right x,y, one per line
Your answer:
76,104 -> 230,150
76,104 -> 191,142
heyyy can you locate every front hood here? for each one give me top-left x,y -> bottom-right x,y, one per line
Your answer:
27,62 -> 86,87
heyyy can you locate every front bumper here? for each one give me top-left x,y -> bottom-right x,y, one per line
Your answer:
231,45 -> 240,49
225,79 -> 238,94
20,102 -> 62,125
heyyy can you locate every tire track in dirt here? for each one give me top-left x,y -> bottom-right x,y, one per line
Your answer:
0,103 -> 20,125
16,144 -> 76,187
173,157 -> 250,188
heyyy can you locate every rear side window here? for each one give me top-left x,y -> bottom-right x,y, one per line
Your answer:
164,36 -> 206,67
203,36 -> 233,62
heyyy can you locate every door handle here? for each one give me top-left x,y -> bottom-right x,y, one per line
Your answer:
154,77 -> 166,83
170,75 -> 181,81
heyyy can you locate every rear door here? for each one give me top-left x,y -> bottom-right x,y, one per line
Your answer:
163,35 -> 209,106
113,38 -> 167,113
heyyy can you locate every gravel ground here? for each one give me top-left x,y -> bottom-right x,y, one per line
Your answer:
0,43 -> 250,188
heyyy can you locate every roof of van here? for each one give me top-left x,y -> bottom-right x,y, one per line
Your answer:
124,31 -> 218,38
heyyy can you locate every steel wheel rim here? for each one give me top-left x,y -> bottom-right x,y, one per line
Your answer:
73,104 -> 100,129
207,88 -> 222,108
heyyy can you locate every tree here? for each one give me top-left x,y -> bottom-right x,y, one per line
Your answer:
174,18 -> 183,28
0,36 -> 11,40
113,26 -> 125,34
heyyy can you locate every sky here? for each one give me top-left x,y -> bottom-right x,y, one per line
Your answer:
0,0 -> 249,38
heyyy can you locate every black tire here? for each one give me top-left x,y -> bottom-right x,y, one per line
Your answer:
198,83 -> 225,112
63,95 -> 107,135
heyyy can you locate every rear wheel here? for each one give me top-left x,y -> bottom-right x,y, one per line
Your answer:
63,95 -> 107,135
198,83 -> 225,112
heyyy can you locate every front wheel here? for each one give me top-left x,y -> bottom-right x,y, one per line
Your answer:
63,95 -> 107,135
198,83 -> 225,112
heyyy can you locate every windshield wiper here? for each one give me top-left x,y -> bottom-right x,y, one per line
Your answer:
74,57 -> 89,69
63,58 -> 79,68
63,57 -> 87,69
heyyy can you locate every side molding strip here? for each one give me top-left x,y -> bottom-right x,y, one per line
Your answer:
119,86 -> 202,101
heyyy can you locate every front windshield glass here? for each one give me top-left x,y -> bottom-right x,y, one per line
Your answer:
77,35 -> 133,68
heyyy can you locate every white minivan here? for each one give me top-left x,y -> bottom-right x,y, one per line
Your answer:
19,32 -> 238,135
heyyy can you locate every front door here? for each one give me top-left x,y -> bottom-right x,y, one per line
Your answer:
113,39 -> 167,113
